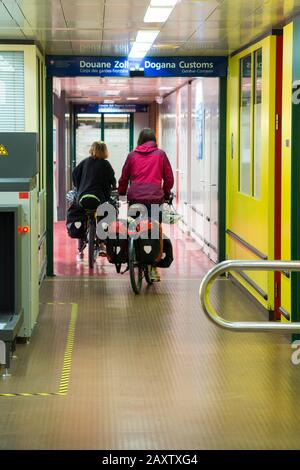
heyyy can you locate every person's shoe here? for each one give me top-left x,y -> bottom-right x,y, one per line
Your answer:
77,251 -> 84,261
150,267 -> 161,282
99,242 -> 107,257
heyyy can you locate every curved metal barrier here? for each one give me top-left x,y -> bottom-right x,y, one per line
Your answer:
199,260 -> 300,332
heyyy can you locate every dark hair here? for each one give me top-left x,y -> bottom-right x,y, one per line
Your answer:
137,128 -> 156,146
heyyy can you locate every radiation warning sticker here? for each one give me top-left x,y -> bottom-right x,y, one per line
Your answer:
0,144 -> 8,156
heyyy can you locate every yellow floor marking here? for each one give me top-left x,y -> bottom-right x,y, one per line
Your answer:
0,303 -> 78,398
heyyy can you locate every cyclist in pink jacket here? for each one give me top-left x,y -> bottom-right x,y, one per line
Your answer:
118,128 -> 174,281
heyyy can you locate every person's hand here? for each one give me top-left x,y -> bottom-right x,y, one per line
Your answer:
164,193 -> 171,203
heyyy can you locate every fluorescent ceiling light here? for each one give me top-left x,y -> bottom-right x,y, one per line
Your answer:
144,6 -> 173,22
130,42 -> 151,52
103,99 -> 115,103
159,86 -> 173,90
128,29 -> 160,59
153,43 -> 180,49
128,42 -> 151,59
150,0 -> 177,6
127,97 -> 139,100
136,30 -> 159,43
128,50 -> 147,59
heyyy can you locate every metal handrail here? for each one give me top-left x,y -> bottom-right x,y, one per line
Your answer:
199,260 -> 300,332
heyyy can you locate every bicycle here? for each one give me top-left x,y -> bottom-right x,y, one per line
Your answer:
127,194 -> 177,294
76,208 -> 101,269
78,194 -> 103,269
128,236 -> 154,294
101,194 -> 175,294
127,204 -> 166,295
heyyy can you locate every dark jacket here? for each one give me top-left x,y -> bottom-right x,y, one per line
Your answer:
118,141 -> 174,204
72,157 -> 116,204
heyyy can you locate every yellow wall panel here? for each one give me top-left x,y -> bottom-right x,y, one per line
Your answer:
227,237 -> 272,309
226,36 -> 276,311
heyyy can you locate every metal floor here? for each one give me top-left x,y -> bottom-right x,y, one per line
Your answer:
0,230 -> 300,449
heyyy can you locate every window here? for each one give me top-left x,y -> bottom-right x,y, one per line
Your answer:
0,51 -> 25,131
75,114 -> 101,164
254,49 -> 262,198
239,48 -> 262,198
239,54 -> 252,195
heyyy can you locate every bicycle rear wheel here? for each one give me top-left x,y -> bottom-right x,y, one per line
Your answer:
144,265 -> 153,285
88,218 -> 96,269
128,237 -> 143,294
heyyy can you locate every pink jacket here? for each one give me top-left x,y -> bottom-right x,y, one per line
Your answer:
118,141 -> 174,203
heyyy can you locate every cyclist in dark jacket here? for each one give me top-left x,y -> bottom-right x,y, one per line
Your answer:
72,141 -> 116,260
73,141 -> 116,207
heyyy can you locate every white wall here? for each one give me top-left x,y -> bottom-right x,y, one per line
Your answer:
178,85 -> 189,224
191,78 -> 219,261
159,78 -> 220,262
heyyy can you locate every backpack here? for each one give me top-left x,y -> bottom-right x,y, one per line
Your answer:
66,203 -> 86,239
106,220 -> 128,271
157,237 -> 173,268
134,219 -> 163,265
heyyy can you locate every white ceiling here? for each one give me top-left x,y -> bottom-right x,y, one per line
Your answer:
0,0 -> 300,56
2,0 -> 299,104
58,76 -> 193,104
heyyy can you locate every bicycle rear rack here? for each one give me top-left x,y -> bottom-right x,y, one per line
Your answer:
199,260 -> 300,332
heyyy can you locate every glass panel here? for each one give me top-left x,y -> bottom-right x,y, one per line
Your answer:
160,92 -> 177,197
191,78 -> 205,248
209,87 -> 220,263
178,86 -> 188,224
239,54 -> 252,195
75,114 -> 101,164
0,51 -> 25,131
104,113 -> 130,181
254,48 -> 262,198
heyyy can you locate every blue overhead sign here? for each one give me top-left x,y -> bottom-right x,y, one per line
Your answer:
47,57 -> 129,77
74,104 -> 148,113
142,57 -> 227,77
46,56 -> 227,78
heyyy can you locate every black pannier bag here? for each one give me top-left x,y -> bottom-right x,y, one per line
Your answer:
106,220 -> 128,268
66,203 -> 86,239
135,219 -> 163,265
156,236 -> 173,268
